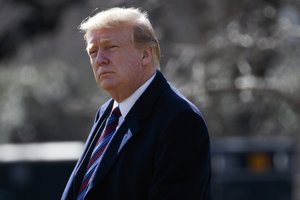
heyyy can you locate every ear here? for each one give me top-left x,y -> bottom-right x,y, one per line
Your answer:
141,47 -> 153,66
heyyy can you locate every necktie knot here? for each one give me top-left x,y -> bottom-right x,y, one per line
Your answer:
112,106 -> 121,118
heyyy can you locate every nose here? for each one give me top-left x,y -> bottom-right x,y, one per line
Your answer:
95,50 -> 109,66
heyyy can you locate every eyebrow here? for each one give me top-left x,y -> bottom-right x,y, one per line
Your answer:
87,39 -> 115,50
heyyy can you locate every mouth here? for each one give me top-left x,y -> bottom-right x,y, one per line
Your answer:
98,71 -> 113,79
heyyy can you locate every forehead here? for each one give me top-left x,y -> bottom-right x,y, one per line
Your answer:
86,26 -> 134,47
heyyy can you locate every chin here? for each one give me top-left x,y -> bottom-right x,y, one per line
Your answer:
98,81 -> 115,91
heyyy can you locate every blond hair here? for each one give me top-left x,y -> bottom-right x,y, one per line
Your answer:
79,7 -> 161,66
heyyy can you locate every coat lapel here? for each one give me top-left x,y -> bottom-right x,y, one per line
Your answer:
76,101 -> 113,170
61,100 -> 114,200
117,128 -> 133,154
72,100 -> 113,190
88,110 -> 142,189
88,71 -> 170,189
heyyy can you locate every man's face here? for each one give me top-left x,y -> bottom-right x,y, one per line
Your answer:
86,26 -> 146,101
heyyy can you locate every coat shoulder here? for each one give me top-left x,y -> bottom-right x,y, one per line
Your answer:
161,83 -> 203,118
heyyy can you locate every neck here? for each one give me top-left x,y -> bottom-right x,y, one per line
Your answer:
111,68 -> 156,103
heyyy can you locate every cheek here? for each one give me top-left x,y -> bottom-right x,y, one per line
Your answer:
123,59 -> 142,77
90,58 -> 95,70
113,49 -> 143,77
91,64 -> 98,77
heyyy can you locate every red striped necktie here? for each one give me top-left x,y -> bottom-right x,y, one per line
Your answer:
77,106 -> 121,200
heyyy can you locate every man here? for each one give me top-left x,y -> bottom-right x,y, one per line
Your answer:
61,7 -> 211,200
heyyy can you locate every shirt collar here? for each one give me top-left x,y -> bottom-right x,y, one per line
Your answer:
113,72 -> 156,118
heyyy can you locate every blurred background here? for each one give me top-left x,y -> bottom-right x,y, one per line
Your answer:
0,0 -> 299,199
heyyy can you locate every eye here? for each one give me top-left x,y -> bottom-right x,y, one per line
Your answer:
88,49 -> 97,57
106,45 -> 118,51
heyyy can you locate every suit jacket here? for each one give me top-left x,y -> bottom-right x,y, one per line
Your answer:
61,70 -> 211,200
